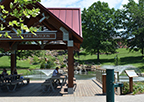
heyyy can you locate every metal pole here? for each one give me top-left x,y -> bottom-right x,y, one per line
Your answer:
106,69 -> 114,102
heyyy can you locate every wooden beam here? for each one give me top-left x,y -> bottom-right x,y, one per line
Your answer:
129,77 -> 133,93
74,43 -> 80,50
11,50 -> 15,74
17,44 -> 67,50
68,47 -> 74,88
42,19 -> 57,30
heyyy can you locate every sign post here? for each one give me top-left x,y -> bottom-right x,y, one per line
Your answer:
125,70 -> 138,93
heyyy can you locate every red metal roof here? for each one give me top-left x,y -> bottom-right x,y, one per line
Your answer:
47,8 -> 82,38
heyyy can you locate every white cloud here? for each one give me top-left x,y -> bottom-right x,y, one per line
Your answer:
74,0 -> 123,10
101,0 -> 122,8
40,0 -> 138,10
120,0 -> 138,9
41,0 -> 80,7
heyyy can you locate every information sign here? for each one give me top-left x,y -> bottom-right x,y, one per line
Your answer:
125,70 -> 138,78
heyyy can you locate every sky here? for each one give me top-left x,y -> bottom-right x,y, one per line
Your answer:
41,0 -> 138,10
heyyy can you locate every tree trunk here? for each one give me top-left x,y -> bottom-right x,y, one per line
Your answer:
142,48 -> 144,57
142,37 -> 144,57
97,49 -> 100,63
15,51 -> 17,68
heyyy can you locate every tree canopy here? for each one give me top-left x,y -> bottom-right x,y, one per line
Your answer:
0,0 -> 41,39
82,1 -> 119,62
121,0 -> 144,56
0,0 -> 41,59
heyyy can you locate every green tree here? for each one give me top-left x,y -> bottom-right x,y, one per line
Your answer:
16,50 -> 41,60
0,0 -> 41,39
121,0 -> 144,56
82,1 -> 118,63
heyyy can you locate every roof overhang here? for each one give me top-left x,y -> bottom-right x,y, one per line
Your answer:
0,0 -> 83,51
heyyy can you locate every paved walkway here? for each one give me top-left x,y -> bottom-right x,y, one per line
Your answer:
0,94 -> 144,102
0,80 -> 144,102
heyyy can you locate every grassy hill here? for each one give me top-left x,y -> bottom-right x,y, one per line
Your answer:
0,48 -> 144,73
75,48 -> 144,72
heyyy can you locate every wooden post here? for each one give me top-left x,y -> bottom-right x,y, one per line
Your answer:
11,50 -> 15,75
68,47 -> 74,88
102,74 -> 106,94
125,70 -> 138,93
129,77 -> 133,93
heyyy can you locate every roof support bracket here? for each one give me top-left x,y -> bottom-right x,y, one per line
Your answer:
60,27 -> 69,41
68,40 -> 73,47
39,13 -> 50,23
10,42 -> 18,50
40,44 -> 46,49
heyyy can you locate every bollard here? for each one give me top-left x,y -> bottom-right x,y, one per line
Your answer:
106,69 -> 114,102
102,73 -> 106,94
106,69 -> 123,102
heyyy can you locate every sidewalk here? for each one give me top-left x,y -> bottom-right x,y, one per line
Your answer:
0,94 -> 144,102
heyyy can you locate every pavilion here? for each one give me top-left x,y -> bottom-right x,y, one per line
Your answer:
0,0 -> 83,93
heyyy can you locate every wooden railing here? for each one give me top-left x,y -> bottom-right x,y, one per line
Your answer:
96,68 -> 119,84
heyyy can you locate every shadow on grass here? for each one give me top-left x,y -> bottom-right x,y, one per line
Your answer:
76,56 -> 144,66
75,59 -> 114,64
0,66 -> 29,69
139,66 -> 144,72
78,52 -> 88,56
120,56 -> 143,65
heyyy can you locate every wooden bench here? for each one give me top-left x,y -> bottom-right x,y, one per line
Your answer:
0,76 -> 9,90
6,79 -> 23,91
0,76 -> 30,91
41,78 -> 55,92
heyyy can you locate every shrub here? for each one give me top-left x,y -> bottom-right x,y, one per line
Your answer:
61,64 -> 66,68
122,81 -> 144,95
32,56 -> 39,64
122,82 -> 129,94
40,61 -> 46,69
57,56 -> 64,64
46,60 -> 56,69
132,82 -> 144,95
114,55 -> 120,66
29,64 -> 40,70
50,57 -> 56,61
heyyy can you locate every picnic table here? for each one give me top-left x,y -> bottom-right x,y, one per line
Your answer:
51,75 -> 67,88
0,74 -> 30,91
41,75 -> 67,92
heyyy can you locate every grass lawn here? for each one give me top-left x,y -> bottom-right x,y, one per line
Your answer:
75,48 -> 144,72
0,48 -> 144,73
0,56 -> 40,75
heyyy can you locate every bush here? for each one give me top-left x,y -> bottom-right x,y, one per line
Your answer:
61,64 -> 66,68
132,82 -> 144,95
122,82 -> 144,95
46,60 -> 56,69
32,56 -> 39,64
114,55 -> 120,66
40,61 -> 46,69
50,57 -> 56,61
29,64 -> 40,70
58,56 -> 64,64
122,82 -> 129,94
